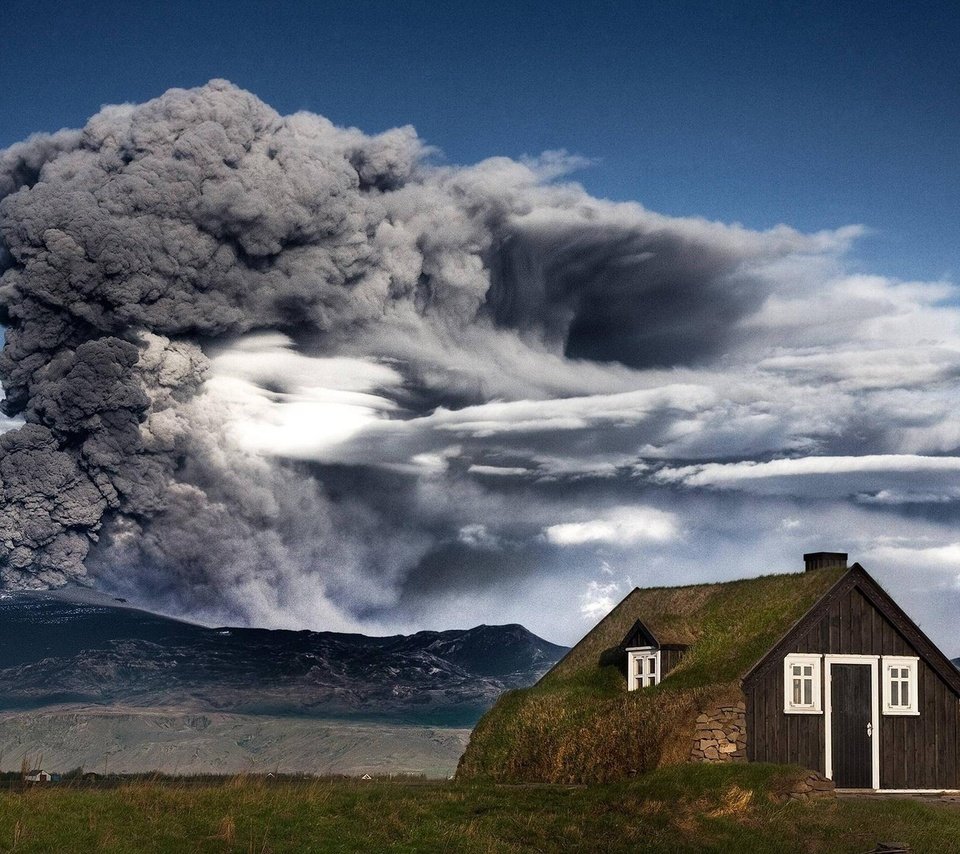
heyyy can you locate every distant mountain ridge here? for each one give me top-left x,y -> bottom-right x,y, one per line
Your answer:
0,591 -> 567,727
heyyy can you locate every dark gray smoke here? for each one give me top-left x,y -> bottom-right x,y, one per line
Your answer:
0,81 -> 829,625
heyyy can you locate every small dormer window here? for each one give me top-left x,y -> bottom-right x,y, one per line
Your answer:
783,654 -> 822,713
627,648 -> 660,691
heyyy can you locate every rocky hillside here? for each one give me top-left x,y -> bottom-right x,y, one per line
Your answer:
0,590 -> 567,727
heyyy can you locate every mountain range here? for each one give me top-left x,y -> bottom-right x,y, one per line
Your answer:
0,589 -> 567,776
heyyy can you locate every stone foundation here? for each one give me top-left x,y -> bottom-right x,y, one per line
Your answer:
773,770 -> 836,801
690,703 -> 747,762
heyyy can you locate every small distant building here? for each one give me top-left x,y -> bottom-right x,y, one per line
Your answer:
25,769 -> 53,783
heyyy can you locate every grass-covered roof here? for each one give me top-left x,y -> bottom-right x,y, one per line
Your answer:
545,566 -> 848,691
458,567 -> 849,784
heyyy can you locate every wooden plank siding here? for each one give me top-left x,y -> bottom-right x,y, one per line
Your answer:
745,582 -> 960,789
660,647 -> 686,678
747,657 -> 824,773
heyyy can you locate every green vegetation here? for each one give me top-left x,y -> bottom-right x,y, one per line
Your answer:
0,765 -> 957,853
459,569 -> 846,783
456,665 -> 726,783
547,568 -> 846,686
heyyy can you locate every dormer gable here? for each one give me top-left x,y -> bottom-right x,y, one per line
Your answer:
620,618 -> 658,651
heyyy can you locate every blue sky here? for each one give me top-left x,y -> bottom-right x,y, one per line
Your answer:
3,0 -> 960,282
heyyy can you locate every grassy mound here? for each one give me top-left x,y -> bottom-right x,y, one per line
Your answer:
456,667 -> 739,783
459,569 -> 845,783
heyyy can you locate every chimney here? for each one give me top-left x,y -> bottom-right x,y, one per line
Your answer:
803,552 -> 848,572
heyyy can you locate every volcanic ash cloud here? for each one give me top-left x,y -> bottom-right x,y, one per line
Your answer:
0,80 -> 855,627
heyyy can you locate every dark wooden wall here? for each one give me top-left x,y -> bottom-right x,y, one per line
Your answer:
661,647 -> 686,678
747,659 -> 825,773
745,584 -> 960,788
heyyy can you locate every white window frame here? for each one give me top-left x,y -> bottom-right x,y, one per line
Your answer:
626,647 -> 660,691
881,656 -> 920,716
783,653 -> 823,714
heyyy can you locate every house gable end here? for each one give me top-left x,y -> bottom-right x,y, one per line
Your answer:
847,565 -> 960,696
743,564 -> 960,696
744,563 -> 960,789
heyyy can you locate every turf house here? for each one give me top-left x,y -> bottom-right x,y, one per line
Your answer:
459,552 -> 960,791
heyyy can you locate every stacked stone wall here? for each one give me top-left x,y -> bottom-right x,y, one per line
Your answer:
690,702 -> 747,762
775,770 -> 835,801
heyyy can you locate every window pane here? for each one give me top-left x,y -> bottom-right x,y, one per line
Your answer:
648,658 -> 656,676
891,680 -> 899,707
803,678 -> 812,706
901,681 -> 909,706
793,678 -> 801,705
803,665 -> 812,677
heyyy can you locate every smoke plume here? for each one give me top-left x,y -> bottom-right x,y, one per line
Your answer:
0,80 -> 860,628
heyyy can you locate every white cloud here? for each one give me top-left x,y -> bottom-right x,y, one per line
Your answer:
467,464 -> 531,477
656,455 -> 960,488
544,506 -> 678,547
757,344 -> 960,391
864,542 -> 960,572
206,334 -> 404,461
856,489 -> 960,505
427,385 -> 716,437
579,580 -> 621,621
213,332 -> 403,393
457,524 -> 501,550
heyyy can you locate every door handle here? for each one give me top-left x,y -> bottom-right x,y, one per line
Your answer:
866,722 -> 873,737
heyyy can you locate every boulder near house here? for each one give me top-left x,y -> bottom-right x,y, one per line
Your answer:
616,553 -> 960,791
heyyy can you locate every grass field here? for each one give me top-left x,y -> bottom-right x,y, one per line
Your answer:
0,764 -> 958,853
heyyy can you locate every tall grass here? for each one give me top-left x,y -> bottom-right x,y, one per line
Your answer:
458,665 -> 742,783
0,766 -> 957,853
